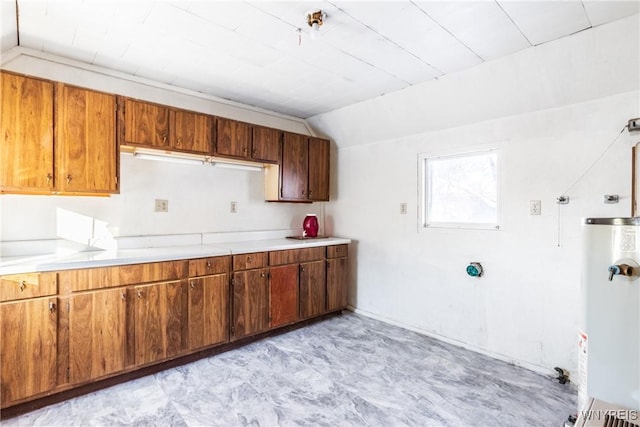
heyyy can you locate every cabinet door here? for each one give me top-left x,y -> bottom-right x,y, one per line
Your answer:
170,109 -> 212,154
308,137 -> 330,201
299,260 -> 326,319
67,288 -> 126,384
188,274 -> 229,350
251,125 -> 280,163
133,281 -> 187,365
0,72 -> 54,192
56,84 -> 118,193
269,264 -> 298,328
0,297 -> 57,405
281,132 -> 308,200
326,257 -> 348,311
123,99 -> 170,148
231,269 -> 269,340
215,117 -> 251,159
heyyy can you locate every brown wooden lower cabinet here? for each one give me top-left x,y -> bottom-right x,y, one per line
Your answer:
0,245 -> 348,411
326,257 -> 348,311
0,297 -> 57,405
299,260 -> 326,319
231,269 -> 269,340
132,280 -> 188,365
269,264 -> 299,328
188,274 -> 229,350
66,288 -> 127,384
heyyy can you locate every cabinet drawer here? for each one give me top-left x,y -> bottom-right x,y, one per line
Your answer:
327,245 -> 348,259
0,272 -> 57,302
188,256 -> 230,277
59,260 -> 188,292
269,247 -> 325,266
232,252 -> 267,271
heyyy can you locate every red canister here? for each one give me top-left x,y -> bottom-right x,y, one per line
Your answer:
302,214 -> 319,238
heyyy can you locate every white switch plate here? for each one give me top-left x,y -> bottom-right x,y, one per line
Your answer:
400,202 -> 407,215
154,199 -> 168,213
230,201 -> 237,213
529,200 -> 541,215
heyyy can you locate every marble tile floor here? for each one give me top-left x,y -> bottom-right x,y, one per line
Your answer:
2,312 -> 576,427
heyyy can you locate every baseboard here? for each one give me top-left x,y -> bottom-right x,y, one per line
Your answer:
346,305 -> 559,378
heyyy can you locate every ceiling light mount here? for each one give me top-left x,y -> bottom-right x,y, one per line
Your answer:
306,9 -> 326,39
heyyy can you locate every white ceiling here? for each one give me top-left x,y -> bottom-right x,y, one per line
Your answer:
4,1 -> 639,118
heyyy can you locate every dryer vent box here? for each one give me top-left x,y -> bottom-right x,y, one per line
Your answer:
629,118 -> 640,132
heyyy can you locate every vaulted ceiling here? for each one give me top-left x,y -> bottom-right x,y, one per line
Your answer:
2,1 -> 638,118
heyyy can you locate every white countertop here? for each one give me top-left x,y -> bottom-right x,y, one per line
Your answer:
0,237 -> 351,275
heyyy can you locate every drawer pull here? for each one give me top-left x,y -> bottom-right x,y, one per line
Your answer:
49,302 -> 56,313
190,281 -> 195,289
19,280 -> 26,292
206,261 -> 211,269
247,255 -> 252,263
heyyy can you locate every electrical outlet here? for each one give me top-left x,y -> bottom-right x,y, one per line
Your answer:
400,202 -> 407,215
155,199 -> 168,213
629,118 -> 640,132
230,201 -> 237,213
529,200 -> 541,215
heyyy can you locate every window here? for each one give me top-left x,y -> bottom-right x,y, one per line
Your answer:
420,148 -> 499,230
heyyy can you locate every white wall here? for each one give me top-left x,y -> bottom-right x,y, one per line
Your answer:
312,15 -> 640,377
0,51 -> 323,243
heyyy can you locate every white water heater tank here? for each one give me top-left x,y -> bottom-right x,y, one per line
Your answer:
579,218 -> 640,412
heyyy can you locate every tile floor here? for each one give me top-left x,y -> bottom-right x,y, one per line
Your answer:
2,312 -> 576,426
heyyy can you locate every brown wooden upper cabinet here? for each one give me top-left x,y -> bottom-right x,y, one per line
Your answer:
170,109 -> 213,154
119,97 -> 211,155
0,72 -> 118,195
307,137 -> 330,201
56,83 -> 119,193
121,98 -> 169,148
214,118 -> 281,163
214,117 -> 252,159
266,132 -> 330,202
251,125 -> 281,163
0,72 -> 54,193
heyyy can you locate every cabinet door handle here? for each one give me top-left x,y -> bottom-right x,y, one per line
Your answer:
252,148 -> 257,156
300,266 -> 305,273
19,280 -> 26,291
46,173 -> 52,184
66,174 -> 72,184
49,302 -> 56,313
309,190 -> 313,196
260,271 -> 266,279
301,190 -> 305,196
190,281 -> 195,289
121,292 -> 126,301
177,137 -> 182,146
137,290 -> 143,299
162,135 -> 167,144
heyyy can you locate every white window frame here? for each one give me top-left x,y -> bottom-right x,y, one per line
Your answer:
418,147 -> 500,231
